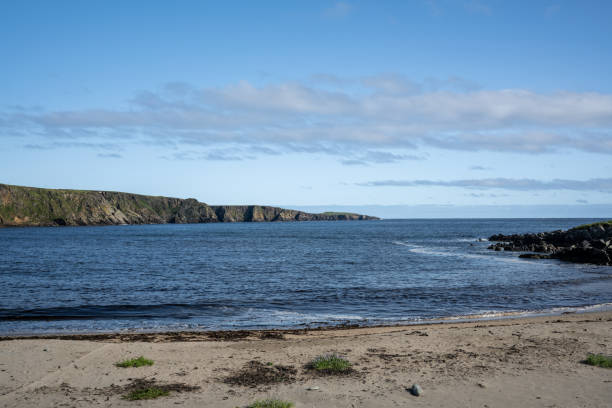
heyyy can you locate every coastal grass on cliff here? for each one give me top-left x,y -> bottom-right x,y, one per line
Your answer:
572,220 -> 612,230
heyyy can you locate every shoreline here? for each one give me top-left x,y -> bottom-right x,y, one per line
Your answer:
2,304 -> 611,341
1,310 -> 610,407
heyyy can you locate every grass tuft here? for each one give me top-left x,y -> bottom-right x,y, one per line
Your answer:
571,220 -> 612,230
584,353 -> 612,368
308,353 -> 352,373
115,356 -> 154,368
123,387 -> 169,400
247,399 -> 294,408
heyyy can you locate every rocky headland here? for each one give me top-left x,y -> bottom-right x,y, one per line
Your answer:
488,220 -> 612,265
0,183 -> 378,227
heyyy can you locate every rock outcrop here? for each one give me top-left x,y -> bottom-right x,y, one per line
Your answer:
488,221 -> 612,265
0,183 -> 378,227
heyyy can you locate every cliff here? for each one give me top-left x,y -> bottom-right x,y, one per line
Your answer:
0,183 -> 378,227
488,220 -> 612,265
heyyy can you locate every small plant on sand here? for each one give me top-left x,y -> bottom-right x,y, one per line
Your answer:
584,353 -> 612,368
308,353 -> 352,374
115,356 -> 154,368
123,387 -> 169,400
247,399 -> 294,408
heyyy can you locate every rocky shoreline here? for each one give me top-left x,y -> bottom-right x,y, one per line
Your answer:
488,220 -> 612,265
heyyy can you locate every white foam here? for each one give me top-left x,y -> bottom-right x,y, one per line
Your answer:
428,302 -> 612,322
392,241 -> 524,264
453,237 -> 489,242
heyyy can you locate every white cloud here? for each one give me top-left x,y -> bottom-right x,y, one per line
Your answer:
340,150 -> 424,166
357,178 -> 612,193
2,76 -> 612,157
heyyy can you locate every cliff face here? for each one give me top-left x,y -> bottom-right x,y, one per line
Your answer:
0,184 -> 378,227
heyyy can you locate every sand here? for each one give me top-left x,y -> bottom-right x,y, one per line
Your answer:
1,311 -> 611,407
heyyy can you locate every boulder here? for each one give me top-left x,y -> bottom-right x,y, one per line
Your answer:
408,384 -> 423,396
519,253 -> 550,260
552,247 -> 611,266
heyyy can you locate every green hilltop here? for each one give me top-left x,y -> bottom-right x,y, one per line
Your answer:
571,220 -> 612,230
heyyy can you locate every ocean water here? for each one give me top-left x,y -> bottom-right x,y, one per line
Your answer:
1,219 -> 611,334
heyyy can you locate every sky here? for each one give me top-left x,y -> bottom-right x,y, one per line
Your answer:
1,1 -> 612,218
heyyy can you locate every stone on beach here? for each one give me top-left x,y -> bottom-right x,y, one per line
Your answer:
408,383 -> 423,396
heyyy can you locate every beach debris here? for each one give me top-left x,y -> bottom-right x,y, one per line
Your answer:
407,330 -> 429,336
259,331 -> 286,340
223,361 -> 297,386
306,386 -> 320,391
408,383 -> 423,396
93,378 -> 200,400
207,330 -> 251,341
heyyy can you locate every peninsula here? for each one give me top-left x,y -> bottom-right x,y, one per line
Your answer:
0,183 -> 378,227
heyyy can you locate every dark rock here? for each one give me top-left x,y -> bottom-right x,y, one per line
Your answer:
592,239 -> 611,250
408,384 -> 423,396
488,220 -> 612,266
519,253 -> 550,260
551,247 -> 610,265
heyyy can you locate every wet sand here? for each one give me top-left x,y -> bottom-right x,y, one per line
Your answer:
1,311 -> 611,407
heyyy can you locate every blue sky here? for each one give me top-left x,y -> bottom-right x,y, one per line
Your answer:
1,1 -> 612,217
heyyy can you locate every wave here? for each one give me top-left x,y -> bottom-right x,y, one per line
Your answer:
3,303 -> 611,335
391,240 -> 525,264
0,302 -> 232,321
429,302 -> 612,322
4,271 -> 611,322
279,302 -> 612,326
452,237 -> 489,242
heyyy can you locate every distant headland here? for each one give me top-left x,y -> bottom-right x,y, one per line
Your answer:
0,183 -> 379,227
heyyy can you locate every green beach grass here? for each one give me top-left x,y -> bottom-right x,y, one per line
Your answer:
247,399 -> 294,408
123,387 -> 169,400
115,356 -> 154,368
584,353 -> 612,368
308,354 -> 352,373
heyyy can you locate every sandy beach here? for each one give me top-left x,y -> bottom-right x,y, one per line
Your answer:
0,311 -> 610,407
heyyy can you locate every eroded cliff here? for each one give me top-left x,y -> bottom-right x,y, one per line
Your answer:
0,184 -> 378,227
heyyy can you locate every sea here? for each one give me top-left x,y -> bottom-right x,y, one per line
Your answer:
1,218 -> 611,335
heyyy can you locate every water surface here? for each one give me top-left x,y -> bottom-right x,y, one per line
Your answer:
1,219 -> 611,334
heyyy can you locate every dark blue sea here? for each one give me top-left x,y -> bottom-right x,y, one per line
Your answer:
1,219 -> 611,334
